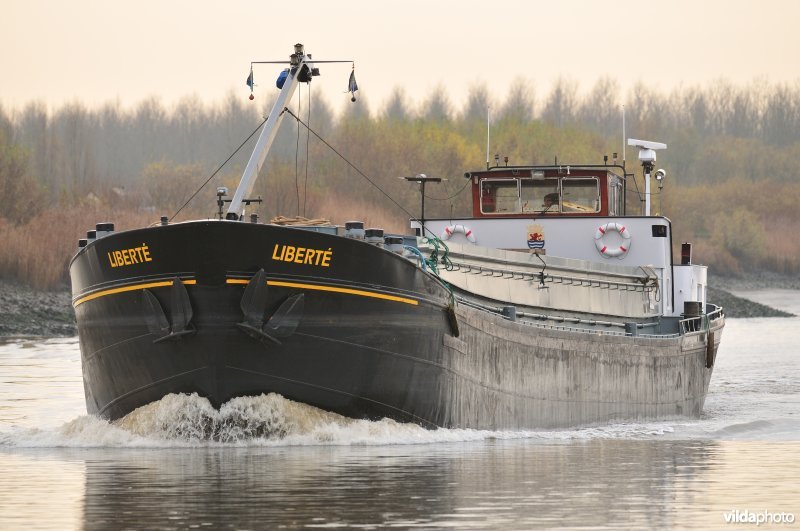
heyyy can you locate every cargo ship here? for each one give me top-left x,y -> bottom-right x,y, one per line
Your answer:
70,44 -> 724,429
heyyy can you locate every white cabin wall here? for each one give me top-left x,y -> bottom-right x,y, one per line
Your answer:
671,265 -> 708,317
419,217 -> 672,269
416,216 -> 676,317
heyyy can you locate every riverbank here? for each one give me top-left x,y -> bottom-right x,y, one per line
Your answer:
707,286 -> 793,318
0,280 -> 76,337
708,272 -> 796,318
709,271 -> 800,291
0,274 -> 794,338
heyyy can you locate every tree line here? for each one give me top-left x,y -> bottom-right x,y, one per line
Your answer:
1,77 -> 799,288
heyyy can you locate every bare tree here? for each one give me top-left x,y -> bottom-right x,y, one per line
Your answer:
460,83 -> 491,125
421,86 -> 452,123
541,77 -> 577,127
499,78 -> 535,123
578,77 -> 620,136
383,87 -> 412,121
763,82 -> 799,146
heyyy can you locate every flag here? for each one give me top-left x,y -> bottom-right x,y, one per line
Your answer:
348,68 -> 358,102
246,69 -> 254,91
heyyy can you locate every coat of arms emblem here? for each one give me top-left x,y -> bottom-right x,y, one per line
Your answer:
527,224 -> 545,254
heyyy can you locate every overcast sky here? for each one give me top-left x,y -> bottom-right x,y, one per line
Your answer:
3,0 -> 799,114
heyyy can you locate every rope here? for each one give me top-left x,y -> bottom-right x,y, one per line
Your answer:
270,215 -> 332,226
403,245 -> 427,271
282,107 -> 458,301
420,235 -> 455,306
170,115 -> 268,221
295,89 -> 301,216
304,84 -> 311,216
283,108 -> 423,229
420,235 -> 453,274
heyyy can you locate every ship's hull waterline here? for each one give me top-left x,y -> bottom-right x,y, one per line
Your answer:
70,220 -> 723,429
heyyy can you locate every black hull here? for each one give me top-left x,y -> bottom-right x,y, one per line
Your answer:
78,284 -> 454,425
71,221 -> 454,424
71,220 -> 723,429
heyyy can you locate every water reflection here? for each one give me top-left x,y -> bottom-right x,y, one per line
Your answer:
73,439 -> 723,529
2,428 -> 799,529
0,451 -> 85,530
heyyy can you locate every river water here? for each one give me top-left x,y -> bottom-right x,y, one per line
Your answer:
1,291 -> 798,530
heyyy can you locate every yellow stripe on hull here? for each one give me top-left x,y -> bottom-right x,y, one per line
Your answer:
73,279 -> 196,307
73,277 -> 417,307
226,278 -> 418,306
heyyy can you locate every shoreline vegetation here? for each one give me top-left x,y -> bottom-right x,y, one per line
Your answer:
1,78 -> 798,336
2,79 -> 800,291
0,277 -> 793,339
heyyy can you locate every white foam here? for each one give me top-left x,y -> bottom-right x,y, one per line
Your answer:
4,392 -> 745,448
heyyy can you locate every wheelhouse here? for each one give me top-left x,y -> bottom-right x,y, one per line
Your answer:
467,166 -> 627,218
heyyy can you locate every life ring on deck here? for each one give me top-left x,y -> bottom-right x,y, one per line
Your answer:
594,222 -> 631,258
441,224 -> 477,243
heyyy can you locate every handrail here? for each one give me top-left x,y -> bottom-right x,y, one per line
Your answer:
679,304 -> 725,335
455,296 -> 679,338
444,248 -> 656,281
447,260 -> 656,292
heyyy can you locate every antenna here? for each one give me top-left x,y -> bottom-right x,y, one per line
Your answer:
403,174 -> 442,236
486,105 -> 491,170
622,105 -> 626,164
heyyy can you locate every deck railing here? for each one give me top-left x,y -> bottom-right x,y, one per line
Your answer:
679,304 -> 725,335
457,296 -> 681,339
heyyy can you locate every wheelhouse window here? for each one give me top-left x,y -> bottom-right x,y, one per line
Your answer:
478,175 -> 602,215
521,179 -> 560,213
561,178 -> 599,213
480,179 -> 519,214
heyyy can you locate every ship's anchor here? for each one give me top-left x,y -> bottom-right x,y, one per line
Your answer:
141,278 -> 196,343
237,269 -> 305,345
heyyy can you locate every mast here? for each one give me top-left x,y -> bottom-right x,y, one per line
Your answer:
226,43 -> 316,220
627,138 -> 666,216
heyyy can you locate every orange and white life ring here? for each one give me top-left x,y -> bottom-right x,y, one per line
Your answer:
594,222 -> 631,258
441,224 -> 477,243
